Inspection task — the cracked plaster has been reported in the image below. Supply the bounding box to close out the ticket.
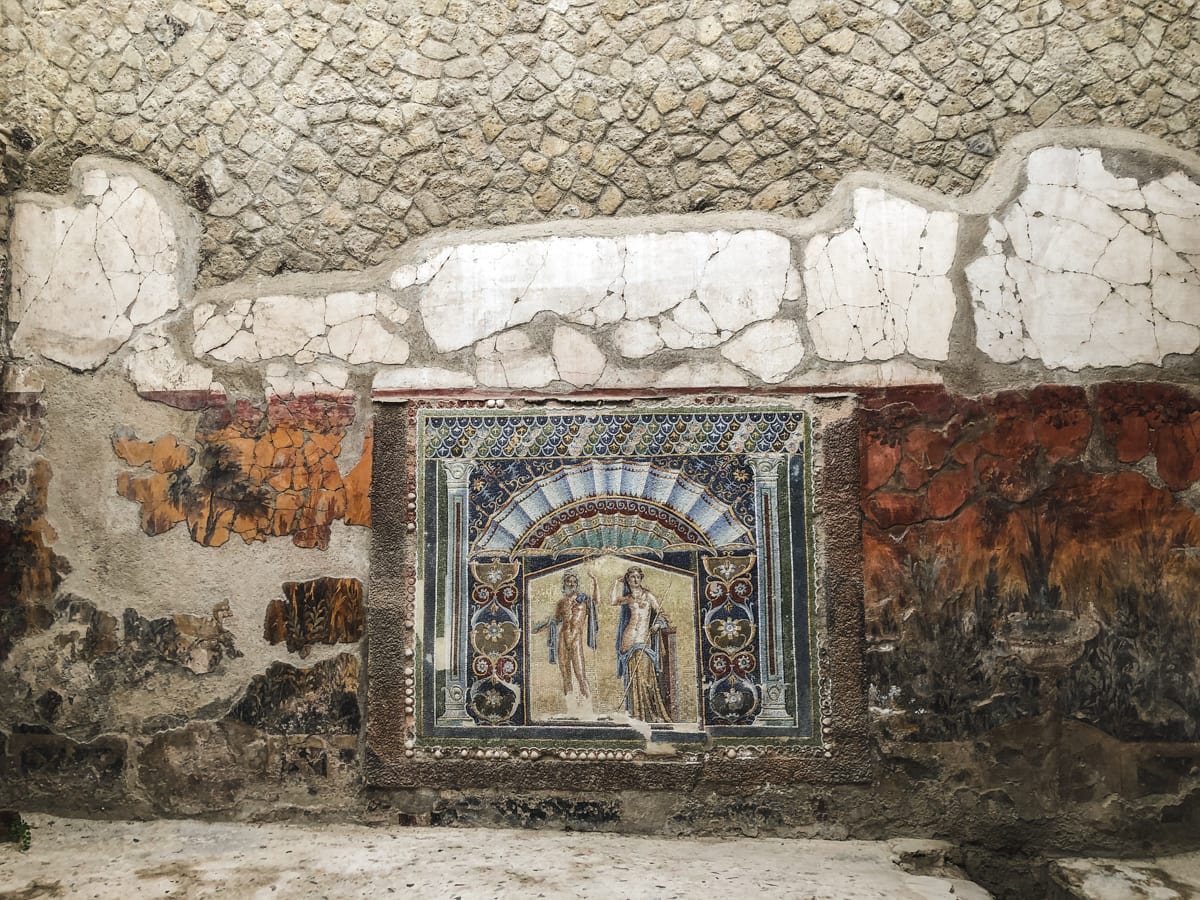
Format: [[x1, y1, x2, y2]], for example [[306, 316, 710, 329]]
[[475, 330, 560, 389], [264, 361, 350, 401], [125, 323, 221, 399], [9, 134, 1200, 401], [8, 161, 194, 371], [416, 230, 797, 354], [721, 319, 806, 384], [803, 188, 959, 363], [968, 147, 1200, 370], [550, 327, 607, 389], [194, 290, 410, 366]]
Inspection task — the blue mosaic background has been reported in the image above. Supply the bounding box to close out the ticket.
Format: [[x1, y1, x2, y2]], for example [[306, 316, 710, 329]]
[[420, 410, 806, 460]]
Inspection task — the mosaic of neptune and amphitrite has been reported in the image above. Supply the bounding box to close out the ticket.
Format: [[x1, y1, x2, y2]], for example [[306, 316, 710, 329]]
[[414, 406, 816, 748]]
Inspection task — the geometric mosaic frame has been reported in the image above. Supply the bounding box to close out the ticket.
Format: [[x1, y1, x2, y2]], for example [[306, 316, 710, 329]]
[[367, 393, 869, 789]]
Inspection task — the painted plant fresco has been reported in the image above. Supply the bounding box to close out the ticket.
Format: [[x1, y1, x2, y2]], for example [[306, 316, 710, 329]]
[[229, 653, 361, 735], [863, 384, 1200, 745], [264, 576, 366, 657], [112, 394, 372, 550], [414, 405, 815, 749]]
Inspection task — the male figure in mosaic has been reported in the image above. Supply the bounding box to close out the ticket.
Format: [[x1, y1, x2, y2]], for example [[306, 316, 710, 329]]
[[534, 572, 599, 698], [612, 566, 672, 722]]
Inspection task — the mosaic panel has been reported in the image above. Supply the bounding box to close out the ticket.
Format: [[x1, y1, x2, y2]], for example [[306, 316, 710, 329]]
[[411, 405, 817, 751]]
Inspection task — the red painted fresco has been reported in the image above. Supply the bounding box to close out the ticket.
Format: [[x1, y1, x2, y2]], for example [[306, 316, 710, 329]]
[[1097, 382, 1200, 491], [863, 383, 1200, 743]]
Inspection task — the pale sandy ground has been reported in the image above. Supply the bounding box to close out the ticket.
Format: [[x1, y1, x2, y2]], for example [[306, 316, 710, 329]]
[[1050, 851, 1200, 900], [0, 815, 993, 899]]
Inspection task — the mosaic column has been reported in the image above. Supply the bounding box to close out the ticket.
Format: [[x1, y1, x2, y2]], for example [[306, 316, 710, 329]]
[[437, 459, 474, 726], [749, 454, 791, 725]]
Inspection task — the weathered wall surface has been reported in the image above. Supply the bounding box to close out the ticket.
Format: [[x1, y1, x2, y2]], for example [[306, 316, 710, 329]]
[[1, 0, 1198, 286], [2, 129, 1199, 867], [2, 3, 1200, 886]]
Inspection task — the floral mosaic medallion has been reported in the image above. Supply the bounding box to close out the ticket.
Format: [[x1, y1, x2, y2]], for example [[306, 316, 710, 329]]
[[409, 403, 819, 752]]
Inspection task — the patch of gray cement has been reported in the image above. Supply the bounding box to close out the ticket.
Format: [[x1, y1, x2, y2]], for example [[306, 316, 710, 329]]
[[0, 815, 991, 899]]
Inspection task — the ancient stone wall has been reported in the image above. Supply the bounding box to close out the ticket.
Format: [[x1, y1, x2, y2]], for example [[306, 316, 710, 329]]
[[2, 1, 1200, 886], [2, 0, 1198, 286]]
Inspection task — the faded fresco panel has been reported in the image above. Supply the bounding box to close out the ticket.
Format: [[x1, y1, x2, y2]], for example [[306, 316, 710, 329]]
[[863, 384, 1200, 745], [112, 394, 371, 550]]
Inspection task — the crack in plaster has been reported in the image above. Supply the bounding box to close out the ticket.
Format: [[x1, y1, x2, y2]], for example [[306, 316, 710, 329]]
[[968, 147, 1200, 370], [802, 188, 958, 363], [8, 163, 186, 371], [10, 132, 1200, 396]]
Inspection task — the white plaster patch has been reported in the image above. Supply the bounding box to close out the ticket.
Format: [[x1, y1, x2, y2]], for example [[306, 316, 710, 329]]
[[417, 230, 793, 353], [551, 326, 607, 387], [660, 296, 724, 349], [192, 300, 249, 356], [613, 319, 665, 359], [803, 188, 958, 362], [195, 290, 409, 366], [420, 238, 615, 353], [698, 232, 791, 332], [654, 360, 750, 388], [387, 247, 452, 291], [968, 147, 1200, 369], [10, 163, 183, 370], [1143, 172, 1200, 218], [375, 293, 411, 326], [373, 367, 477, 393], [721, 320, 806, 383], [124, 324, 221, 397], [785, 359, 943, 387], [327, 317, 410, 366], [1074, 149, 1145, 209], [1026, 146, 1080, 187], [325, 291, 378, 327], [264, 361, 350, 399], [594, 359, 749, 389], [621, 231, 716, 319], [253, 295, 328, 360], [475, 330, 559, 388], [1157, 215, 1200, 255]]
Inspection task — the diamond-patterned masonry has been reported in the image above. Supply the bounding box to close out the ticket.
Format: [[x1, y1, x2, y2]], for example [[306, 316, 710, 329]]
[[3, 0, 1198, 286]]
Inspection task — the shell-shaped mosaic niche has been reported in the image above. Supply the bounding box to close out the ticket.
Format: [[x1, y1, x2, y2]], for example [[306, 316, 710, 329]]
[[476, 460, 754, 554]]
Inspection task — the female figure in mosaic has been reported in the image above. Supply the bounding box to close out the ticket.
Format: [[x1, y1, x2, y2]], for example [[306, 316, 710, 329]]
[[611, 566, 672, 722]]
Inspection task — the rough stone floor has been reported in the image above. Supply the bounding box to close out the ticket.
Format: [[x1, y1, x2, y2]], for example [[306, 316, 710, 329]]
[[1049, 853, 1200, 900], [0, 815, 993, 899]]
